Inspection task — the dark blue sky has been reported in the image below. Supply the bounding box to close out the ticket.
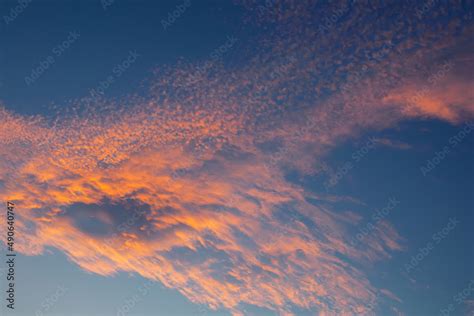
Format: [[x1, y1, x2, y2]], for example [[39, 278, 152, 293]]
[[1, 0, 248, 114], [0, 1, 473, 315]]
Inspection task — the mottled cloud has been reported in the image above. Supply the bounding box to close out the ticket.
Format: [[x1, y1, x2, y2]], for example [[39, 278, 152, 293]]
[[0, 0, 472, 315]]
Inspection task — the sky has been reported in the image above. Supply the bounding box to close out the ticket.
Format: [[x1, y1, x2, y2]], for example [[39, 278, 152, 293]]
[[0, 1, 473, 315]]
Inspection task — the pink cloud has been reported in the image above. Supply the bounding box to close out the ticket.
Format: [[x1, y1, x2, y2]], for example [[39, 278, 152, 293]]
[[0, 1, 472, 314]]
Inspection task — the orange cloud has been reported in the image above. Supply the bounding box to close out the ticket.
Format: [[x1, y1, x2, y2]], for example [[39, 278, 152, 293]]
[[1, 1, 472, 314], [0, 105, 403, 314], [383, 62, 474, 123]]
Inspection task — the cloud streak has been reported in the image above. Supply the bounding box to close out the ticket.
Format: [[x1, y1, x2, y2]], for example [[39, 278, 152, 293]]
[[0, 1, 472, 314]]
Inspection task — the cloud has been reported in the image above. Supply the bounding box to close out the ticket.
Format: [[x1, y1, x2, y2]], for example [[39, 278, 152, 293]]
[[372, 138, 412, 150], [382, 57, 474, 123], [0, 1, 472, 314]]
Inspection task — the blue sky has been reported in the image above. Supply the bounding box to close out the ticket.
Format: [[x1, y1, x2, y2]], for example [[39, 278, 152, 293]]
[[0, 1, 473, 315]]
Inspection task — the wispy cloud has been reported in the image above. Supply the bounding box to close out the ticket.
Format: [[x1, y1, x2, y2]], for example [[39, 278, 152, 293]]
[[0, 1, 472, 314]]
